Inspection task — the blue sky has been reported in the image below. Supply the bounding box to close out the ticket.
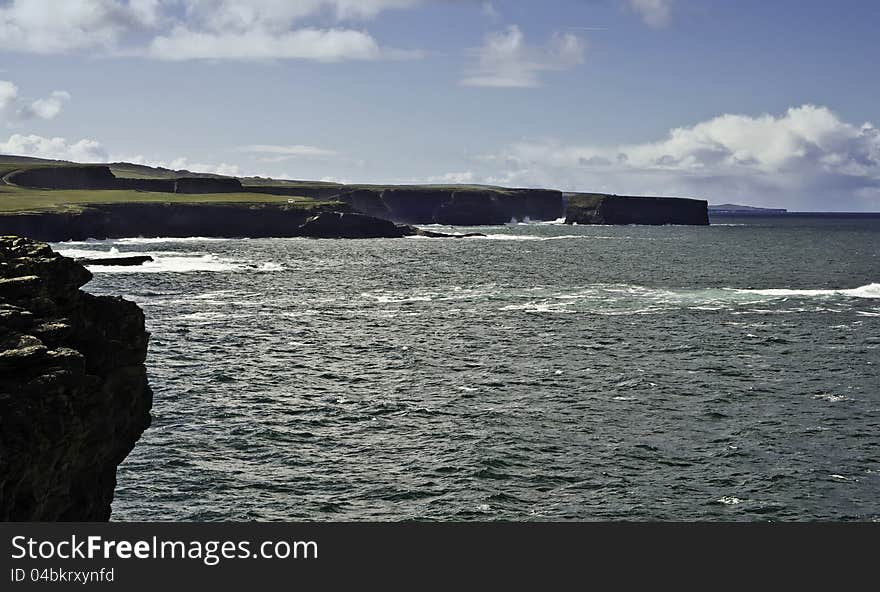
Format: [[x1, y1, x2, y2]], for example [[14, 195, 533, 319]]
[[1, 0, 879, 210]]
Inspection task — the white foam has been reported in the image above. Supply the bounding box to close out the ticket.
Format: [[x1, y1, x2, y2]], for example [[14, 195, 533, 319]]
[[81, 254, 284, 274], [814, 393, 851, 403], [716, 496, 743, 505], [83, 254, 238, 273], [113, 236, 239, 245], [54, 236, 237, 247], [56, 246, 183, 259], [733, 283, 880, 299], [477, 234, 591, 241]]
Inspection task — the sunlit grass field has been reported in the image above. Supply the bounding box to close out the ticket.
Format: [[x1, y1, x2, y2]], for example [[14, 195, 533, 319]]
[[0, 184, 329, 214]]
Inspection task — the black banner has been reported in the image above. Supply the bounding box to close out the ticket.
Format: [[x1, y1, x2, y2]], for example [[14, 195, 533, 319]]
[[0, 522, 875, 589]]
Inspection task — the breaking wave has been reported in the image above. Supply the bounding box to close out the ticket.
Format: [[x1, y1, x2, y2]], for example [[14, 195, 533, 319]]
[[55, 246, 282, 274]]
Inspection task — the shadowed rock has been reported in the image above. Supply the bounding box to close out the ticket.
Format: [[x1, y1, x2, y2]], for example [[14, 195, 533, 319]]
[[564, 193, 709, 225], [334, 187, 564, 225], [174, 177, 243, 194], [75, 255, 154, 267], [297, 212, 413, 238], [0, 236, 152, 521]]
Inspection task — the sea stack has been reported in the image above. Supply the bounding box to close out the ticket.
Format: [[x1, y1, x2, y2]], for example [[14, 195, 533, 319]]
[[0, 236, 152, 521]]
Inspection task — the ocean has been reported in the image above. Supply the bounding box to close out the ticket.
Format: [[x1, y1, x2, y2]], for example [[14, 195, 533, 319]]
[[54, 216, 880, 521]]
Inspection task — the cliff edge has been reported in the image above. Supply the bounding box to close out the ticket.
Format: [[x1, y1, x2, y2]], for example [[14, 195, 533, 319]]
[[564, 193, 709, 225], [0, 237, 152, 520]]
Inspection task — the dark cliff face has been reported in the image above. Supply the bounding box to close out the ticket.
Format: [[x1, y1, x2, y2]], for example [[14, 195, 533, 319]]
[[564, 193, 709, 225], [5, 166, 118, 190], [5, 166, 240, 195], [0, 203, 430, 242], [174, 177, 243, 194], [335, 187, 565, 225], [0, 237, 152, 520], [298, 212, 413, 238], [0, 202, 342, 242]]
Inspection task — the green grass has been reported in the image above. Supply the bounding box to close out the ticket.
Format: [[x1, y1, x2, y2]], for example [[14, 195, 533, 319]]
[[241, 180, 524, 195], [109, 162, 228, 180], [0, 184, 334, 214], [0, 160, 65, 178]]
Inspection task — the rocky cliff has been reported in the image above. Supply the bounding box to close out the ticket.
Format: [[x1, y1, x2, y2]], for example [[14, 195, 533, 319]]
[[5, 166, 242, 194], [334, 187, 564, 225], [0, 202, 347, 242], [174, 177, 243, 194], [0, 237, 152, 520], [5, 166, 118, 190], [564, 193, 709, 225]]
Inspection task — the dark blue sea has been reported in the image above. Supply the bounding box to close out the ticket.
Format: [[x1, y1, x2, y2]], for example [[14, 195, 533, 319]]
[[55, 216, 880, 521]]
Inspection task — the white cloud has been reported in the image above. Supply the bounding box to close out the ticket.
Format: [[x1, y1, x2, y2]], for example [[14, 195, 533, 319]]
[[178, 0, 420, 30], [239, 144, 339, 162], [461, 25, 584, 88], [0, 0, 422, 60], [626, 0, 673, 28], [0, 80, 18, 110], [148, 27, 395, 61], [0, 133, 242, 177], [426, 171, 476, 184], [0, 0, 162, 54], [481, 2, 499, 20], [121, 154, 242, 176], [17, 90, 71, 120], [472, 105, 880, 210], [0, 133, 108, 161], [0, 81, 71, 124]]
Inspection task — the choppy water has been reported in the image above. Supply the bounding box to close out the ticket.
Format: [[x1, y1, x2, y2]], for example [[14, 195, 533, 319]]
[[55, 217, 880, 521]]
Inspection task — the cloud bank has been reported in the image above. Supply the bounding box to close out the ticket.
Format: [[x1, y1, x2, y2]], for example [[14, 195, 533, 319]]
[[0, 133, 107, 162], [0, 0, 421, 61], [470, 105, 880, 210]]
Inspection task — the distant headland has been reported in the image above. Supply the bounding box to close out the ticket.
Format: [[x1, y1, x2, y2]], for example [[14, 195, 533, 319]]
[[0, 155, 709, 242], [709, 203, 788, 215]]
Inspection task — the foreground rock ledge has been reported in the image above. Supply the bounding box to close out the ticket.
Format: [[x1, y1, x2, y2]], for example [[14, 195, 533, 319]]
[[0, 236, 152, 521]]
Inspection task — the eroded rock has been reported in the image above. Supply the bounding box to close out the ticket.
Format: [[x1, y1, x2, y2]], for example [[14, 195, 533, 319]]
[[0, 236, 152, 521]]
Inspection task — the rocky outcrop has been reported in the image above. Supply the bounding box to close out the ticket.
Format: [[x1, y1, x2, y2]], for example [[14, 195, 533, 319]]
[[297, 212, 413, 238], [74, 255, 154, 266], [0, 237, 152, 520], [564, 193, 709, 226], [412, 229, 486, 238]]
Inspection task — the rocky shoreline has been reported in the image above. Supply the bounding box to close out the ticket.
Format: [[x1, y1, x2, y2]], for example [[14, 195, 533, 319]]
[[0, 237, 152, 520], [0, 206, 488, 243]]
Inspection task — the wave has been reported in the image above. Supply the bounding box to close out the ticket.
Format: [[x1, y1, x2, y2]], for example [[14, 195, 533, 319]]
[[504, 217, 567, 225], [733, 284, 880, 299], [73, 254, 283, 274], [360, 282, 879, 318], [477, 234, 595, 241], [55, 246, 185, 259]]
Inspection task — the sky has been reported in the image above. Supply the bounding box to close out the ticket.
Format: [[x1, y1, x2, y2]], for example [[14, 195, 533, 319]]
[[1, 0, 880, 211]]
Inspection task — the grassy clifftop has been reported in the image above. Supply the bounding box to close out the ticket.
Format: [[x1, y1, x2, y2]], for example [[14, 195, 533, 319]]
[[0, 156, 338, 214], [0, 184, 330, 214]]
